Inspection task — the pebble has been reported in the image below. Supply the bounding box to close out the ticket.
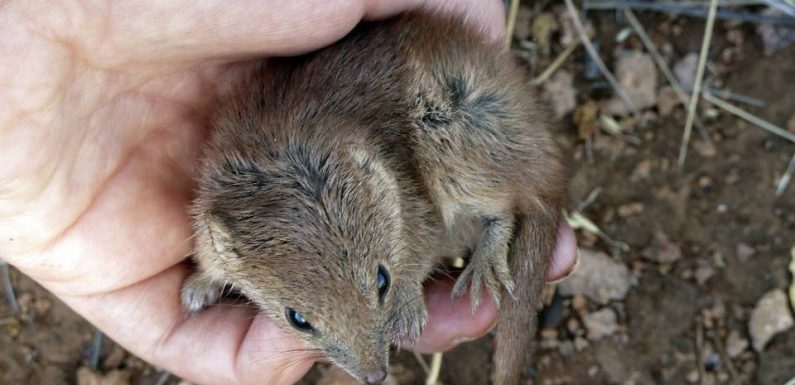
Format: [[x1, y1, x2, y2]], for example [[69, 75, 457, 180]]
[[558, 249, 636, 305], [748, 289, 794, 352], [602, 50, 658, 116], [583, 308, 619, 341], [725, 330, 749, 358], [641, 231, 683, 264], [736, 243, 755, 262], [674, 53, 698, 91]]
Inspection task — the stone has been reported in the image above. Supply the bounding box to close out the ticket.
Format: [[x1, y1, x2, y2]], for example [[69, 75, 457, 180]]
[[558, 249, 636, 304], [749, 289, 794, 352], [583, 308, 619, 340]]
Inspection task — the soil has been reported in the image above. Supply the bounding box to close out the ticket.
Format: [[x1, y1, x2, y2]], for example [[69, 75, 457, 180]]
[[1, 8, 794, 385]]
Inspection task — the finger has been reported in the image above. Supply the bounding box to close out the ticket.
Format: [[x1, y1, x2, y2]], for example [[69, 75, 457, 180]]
[[410, 278, 498, 353], [545, 221, 579, 282], [59, 264, 312, 385], [86, 0, 505, 65]]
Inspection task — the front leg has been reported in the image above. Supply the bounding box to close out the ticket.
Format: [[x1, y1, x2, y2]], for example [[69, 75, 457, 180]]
[[386, 279, 428, 344], [181, 270, 225, 313], [452, 216, 515, 311]]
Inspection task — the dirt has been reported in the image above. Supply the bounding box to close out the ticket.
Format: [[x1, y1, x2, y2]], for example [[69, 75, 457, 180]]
[[2, 7, 794, 385]]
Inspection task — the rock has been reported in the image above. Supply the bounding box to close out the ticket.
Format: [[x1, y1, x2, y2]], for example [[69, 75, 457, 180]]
[[757, 8, 795, 55], [749, 289, 794, 352], [617, 203, 644, 217], [583, 308, 619, 340], [674, 53, 698, 91], [695, 266, 715, 285], [641, 231, 683, 264], [726, 330, 749, 358], [543, 70, 576, 118], [657, 86, 680, 117], [76, 368, 131, 385], [602, 51, 658, 116], [736, 243, 755, 262], [317, 367, 399, 385], [558, 249, 635, 304]]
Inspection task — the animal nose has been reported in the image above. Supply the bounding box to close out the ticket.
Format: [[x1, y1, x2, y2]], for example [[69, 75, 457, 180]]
[[363, 368, 387, 385]]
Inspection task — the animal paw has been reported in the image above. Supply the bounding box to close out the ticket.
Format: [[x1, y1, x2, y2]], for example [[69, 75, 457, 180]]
[[386, 285, 428, 344], [180, 273, 223, 313], [451, 250, 515, 312]]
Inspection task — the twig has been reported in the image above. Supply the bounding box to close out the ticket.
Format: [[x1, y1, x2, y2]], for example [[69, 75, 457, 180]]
[[413, 351, 431, 374], [564, 0, 641, 119], [576, 187, 603, 212], [695, 318, 707, 385], [623, 9, 712, 145], [711, 333, 741, 385], [90, 330, 103, 370], [785, 376, 795, 385], [705, 87, 765, 108], [506, 0, 521, 49], [584, 0, 795, 27], [0, 260, 20, 315], [425, 352, 443, 385], [154, 372, 171, 385], [776, 154, 795, 197], [530, 40, 581, 86], [703, 92, 795, 143], [678, 0, 718, 167]]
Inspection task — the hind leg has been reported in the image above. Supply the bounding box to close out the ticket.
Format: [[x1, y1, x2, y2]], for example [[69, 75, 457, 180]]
[[451, 215, 515, 311]]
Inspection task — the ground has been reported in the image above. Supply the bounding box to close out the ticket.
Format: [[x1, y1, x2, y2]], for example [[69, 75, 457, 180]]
[[1, 6, 794, 385]]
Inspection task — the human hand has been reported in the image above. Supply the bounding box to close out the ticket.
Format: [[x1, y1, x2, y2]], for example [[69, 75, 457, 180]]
[[0, 0, 578, 384]]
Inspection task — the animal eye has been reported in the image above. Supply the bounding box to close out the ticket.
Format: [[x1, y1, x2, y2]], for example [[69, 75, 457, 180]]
[[285, 308, 313, 332], [377, 264, 390, 301]]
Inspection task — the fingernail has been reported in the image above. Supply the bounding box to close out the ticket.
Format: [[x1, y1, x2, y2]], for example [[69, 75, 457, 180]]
[[547, 248, 581, 285]]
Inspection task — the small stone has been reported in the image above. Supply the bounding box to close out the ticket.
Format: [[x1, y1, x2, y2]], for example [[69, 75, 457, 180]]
[[34, 298, 52, 316], [603, 50, 658, 116], [695, 266, 715, 285], [102, 345, 127, 369], [76, 368, 131, 385], [749, 289, 794, 352], [558, 249, 636, 305], [583, 308, 619, 340], [657, 86, 680, 117], [630, 159, 652, 182], [566, 318, 581, 334], [736, 243, 755, 262], [641, 231, 683, 264], [675, 53, 698, 91], [726, 330, 749, 358], [686, 369, 700, 383], [617, 203, 644, 217], [543, 71, 576, 118], [693, 140, 717, 158], [574, 336, 589, 351], [559, 340, 575, 356], [571, 295, 588, 313]]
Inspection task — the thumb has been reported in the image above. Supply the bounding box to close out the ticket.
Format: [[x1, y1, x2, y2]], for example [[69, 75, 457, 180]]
[[86, 0, 505, 65]]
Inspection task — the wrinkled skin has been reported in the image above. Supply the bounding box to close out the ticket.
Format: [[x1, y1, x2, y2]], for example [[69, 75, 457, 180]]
[[0, 1, 578, 384]]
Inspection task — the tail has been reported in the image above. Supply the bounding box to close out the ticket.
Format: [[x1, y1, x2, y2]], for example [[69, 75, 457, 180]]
[[493, 209, 560, 385]]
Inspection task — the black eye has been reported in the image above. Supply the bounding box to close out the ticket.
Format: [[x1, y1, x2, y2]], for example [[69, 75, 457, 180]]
[[377, 264, 390, 301], [285, 308, 313, 332]]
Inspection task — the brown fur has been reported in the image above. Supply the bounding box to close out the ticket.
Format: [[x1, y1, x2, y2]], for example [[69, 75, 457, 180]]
[[182, 10, 566, 385]]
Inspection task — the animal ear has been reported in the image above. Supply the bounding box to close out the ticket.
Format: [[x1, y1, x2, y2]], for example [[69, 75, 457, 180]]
[[203, 215, 236, 255]]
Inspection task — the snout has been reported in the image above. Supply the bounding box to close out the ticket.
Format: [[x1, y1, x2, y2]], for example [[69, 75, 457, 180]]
[[360, 366, 387, 385]]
